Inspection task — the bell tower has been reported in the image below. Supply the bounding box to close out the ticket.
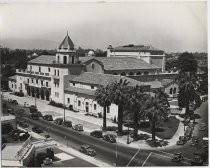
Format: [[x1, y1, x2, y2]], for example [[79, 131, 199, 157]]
[[56, 32, 79, 64]]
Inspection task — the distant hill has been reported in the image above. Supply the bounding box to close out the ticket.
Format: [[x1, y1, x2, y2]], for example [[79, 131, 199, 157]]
[[1, 38, 59, 50]]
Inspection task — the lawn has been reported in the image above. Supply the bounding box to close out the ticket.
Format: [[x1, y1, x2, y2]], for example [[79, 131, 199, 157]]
[[140, 116, 180, 139]]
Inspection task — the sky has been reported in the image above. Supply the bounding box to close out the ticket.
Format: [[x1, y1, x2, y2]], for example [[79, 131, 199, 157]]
[[0, 1, 207, 52]]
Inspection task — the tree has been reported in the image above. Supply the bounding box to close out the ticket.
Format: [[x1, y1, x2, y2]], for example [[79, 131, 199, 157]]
[[144, 91, 169, 145], [109, 79, 129, 136], [125, 85, 149, 140], [178, 52, 198, 73], [178, 72, 201, 116], [95, 84, 112, 131]]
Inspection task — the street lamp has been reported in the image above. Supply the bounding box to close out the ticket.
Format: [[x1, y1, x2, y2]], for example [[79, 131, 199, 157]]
[[115, 139, 118, 167]]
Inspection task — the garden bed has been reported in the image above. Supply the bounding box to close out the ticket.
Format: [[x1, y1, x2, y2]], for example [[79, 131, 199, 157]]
[[140, 116, 180, 139]]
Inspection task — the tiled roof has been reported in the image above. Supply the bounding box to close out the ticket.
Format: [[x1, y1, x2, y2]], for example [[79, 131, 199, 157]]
[[144, 81, 163, 89], [70, 72, 149, 87], [161, 79, 174, 86], [84, 57, 160, 70], [8, 75, 17, 81], [79, 57, 93, 63], [28, 55, 55, 65], [112, 45, 164, 52], [59, 34, 74, 50], [65, 86, 95, 96]]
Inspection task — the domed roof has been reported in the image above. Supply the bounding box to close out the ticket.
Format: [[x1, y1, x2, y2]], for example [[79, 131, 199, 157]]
[[59, 33, 74, 50], [88, 50, 95, 56]]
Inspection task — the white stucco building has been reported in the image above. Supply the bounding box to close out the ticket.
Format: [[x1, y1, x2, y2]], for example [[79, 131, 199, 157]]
[[8, 33, 177, 120]]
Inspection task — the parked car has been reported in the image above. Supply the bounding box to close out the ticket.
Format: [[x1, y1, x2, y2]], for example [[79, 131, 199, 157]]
[[79, 144, 96, 157], [32, 126, 43, 134], [37, 111, 43, 117], [62, 121, 72, 127], [171, 152, 183, 162], [43, 115, 53, 121], [191, 136, 199, 146], [54, 118, 63, 125], [201, 137, 208, 148], [103, 134, 116, 143], [18, 121, 29, 128], [191, 152, 204, 166], [29, 113, 39, 120], [90, 130, 103, 138], [43, 157, 53, 165], [72, 124, 84, 131], [199, 123, 206, 131], [176, 136, 187, 145]]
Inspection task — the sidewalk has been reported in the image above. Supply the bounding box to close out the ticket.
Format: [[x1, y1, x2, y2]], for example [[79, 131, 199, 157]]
[[3, 92, 185, 150]]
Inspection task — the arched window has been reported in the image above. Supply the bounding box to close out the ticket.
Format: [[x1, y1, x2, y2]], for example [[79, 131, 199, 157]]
[[57, 56, 60, 63], [173, 88, 176, 94], [63, 56, 67, 64], [58, 70, 59, 76], [121, 72, 126, 76], [170, 88, 173, 94], [144, 71, 149, 75], [91, 63, 95, 69], [136, 71, 141, 75], [129, 72, 134, 76], [113, 72, 118, 75]]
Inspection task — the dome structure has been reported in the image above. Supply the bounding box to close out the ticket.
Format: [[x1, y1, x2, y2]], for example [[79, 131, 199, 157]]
[[87, 50, 95, 57]]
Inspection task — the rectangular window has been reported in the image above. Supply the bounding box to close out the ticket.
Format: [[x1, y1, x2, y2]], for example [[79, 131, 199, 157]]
[[48, 68, 50, 72], [31, 79, 33, 83], [39, 67, 41, 72], [20, 83, 22, 89], [58, 70, 59, 76], [36, 79, 38, 84], [78, 100, 81, 107], [91, 85, 94, 89], [94, 104, 97, 110], [46, 82, 48, 87], [72, 83, 75, 86], [12, 84, 13, 88], [27, 79, 29, 83], [54, 69, 56, 76], [67, 98, 70, 103], [41, 81, 43, 86], [30, 66, 32, 70]]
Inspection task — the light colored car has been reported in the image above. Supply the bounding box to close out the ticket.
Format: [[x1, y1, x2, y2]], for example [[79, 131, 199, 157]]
[[72, 124, 84, 131]]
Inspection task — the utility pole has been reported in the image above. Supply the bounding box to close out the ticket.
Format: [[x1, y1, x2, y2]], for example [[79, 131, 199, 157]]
[[116, 140, 118, 167]]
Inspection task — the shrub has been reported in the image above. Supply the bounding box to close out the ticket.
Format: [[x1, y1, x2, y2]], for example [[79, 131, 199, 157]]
[[49, 100, 63, 108], [139, 122, 150, 128], [98, 112, 102, 118], [106, 126, 118, 131], [69, 105, 73, 110]]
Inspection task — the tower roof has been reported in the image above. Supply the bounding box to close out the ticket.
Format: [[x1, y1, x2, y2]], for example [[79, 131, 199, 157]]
[[58, 33, 74, 50]]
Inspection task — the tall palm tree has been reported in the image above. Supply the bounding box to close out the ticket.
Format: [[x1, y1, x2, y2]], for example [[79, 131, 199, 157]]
[[125, 85, 149, 140], [178, 72, 201, 116], [110, 79, 129, 136], [144, 91, 169, 145], [95, 84, 112, 131]]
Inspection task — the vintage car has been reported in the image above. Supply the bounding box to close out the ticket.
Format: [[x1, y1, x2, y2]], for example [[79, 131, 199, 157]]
[[191, 153, 204, 166], [72, 124, 84, 131], [79, 144, 96, 156], [90, 130, 103, 138], [54, 118, 63, 125], [43, 115, 53, 121], [176, 136, 187, 145], [103, 134, 116, 143], [62, 121, 72, 127]]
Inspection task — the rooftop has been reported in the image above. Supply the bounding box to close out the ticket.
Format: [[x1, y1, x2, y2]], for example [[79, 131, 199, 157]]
[[65, 86, 95, 96], [8, 75, 17, 81], [84, 57, 160, 70], [111, 44, 164, 53], [28, 55, 55, 65], [58, 33, 74, 50], [2, 143, 23, 160], [70, 72, 149, 87]]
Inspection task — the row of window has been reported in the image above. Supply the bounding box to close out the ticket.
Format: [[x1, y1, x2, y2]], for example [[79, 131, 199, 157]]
[[28, 78, 48, 87], [71, 83, 95, 90], [169, 87, 177, 94], [54, 69, 60, 76], [30, 66, 51, 73], [113, 71, 149, 76]]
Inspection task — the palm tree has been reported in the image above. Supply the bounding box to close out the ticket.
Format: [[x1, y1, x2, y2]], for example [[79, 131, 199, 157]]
[[95, 84, 112, 131], [178, 72, 201, 117], [110, 79, 129, 136], [125, 85, 149, 140], [144, 91, 169, 145]]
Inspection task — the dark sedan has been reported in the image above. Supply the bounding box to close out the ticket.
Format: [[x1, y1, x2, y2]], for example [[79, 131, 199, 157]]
[[32, 126, 43, 134], [43, 115, 53, 121], [103, 134, 116, 143]]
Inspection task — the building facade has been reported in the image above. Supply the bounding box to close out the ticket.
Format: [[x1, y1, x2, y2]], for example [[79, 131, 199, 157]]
[[8, 33, 174, 120]]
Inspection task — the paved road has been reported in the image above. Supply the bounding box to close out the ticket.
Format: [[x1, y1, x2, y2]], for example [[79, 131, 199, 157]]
[[25, 117, 191, 167]]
